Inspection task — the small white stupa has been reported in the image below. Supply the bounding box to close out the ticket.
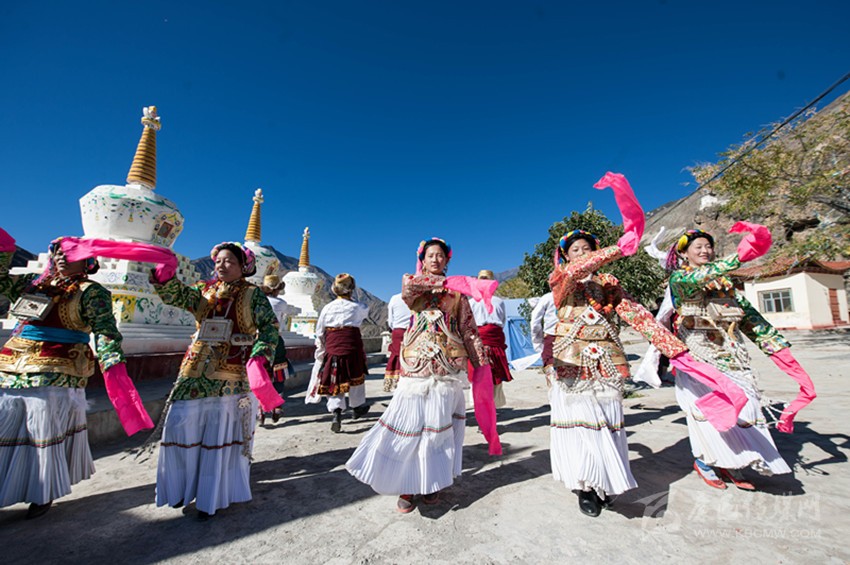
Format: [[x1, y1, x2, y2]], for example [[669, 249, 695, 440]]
[[75, 106, 199, 353], [283, 227, 320, 338]]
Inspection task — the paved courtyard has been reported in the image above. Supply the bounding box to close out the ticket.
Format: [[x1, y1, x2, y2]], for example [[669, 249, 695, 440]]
[[1, 331, 847, 564]]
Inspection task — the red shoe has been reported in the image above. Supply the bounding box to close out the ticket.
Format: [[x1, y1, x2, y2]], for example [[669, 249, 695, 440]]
[[718, 468, 756, 491], [396, 495, 415, 514], [693, 461, 727, 490], [422, 492, 440, 505]]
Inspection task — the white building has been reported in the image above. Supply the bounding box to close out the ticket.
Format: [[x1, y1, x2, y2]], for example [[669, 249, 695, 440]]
[[733, 258, 850, 330]]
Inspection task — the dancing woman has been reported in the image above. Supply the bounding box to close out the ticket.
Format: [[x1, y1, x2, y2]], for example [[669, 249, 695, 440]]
[[667, 226, 816, 490], [346, 238, 497, 513], [149, 241, 282, 519], [0, 229, 151, 519]]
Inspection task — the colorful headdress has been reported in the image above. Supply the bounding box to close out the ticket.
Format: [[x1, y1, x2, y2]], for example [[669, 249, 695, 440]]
[[555, 230, 600, 264], [210, 241, 257, 277], [416, 237, 452, 274], [676, 229, 714, 252]]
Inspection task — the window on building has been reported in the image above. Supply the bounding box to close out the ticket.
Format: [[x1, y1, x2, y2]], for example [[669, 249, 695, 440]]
[[759, 289, 794, 313]]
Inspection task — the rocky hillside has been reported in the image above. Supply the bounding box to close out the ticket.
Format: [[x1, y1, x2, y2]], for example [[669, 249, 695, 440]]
[[643, 90, 850, 258], [192, 246, 388, 337]]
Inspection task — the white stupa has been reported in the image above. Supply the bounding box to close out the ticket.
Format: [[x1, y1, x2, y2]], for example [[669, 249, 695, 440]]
[[75, 106, 199, 353], [239, 189, 311, 345], [283, 228, 320, 338]]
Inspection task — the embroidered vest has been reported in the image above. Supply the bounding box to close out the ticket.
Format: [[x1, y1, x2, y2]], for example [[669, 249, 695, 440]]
[[677, 287, 744, 331], [551, 282, 627, 370], [401, 291, 468, 376], [0, 282, 96, 378], [178, 283, 258, 381]]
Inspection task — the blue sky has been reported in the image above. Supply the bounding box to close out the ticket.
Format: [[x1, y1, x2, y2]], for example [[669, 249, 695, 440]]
[[1, 1, 848, 300]]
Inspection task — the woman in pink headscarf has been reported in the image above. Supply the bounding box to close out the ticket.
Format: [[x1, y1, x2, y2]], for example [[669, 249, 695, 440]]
[[0, 230, 150, 519]]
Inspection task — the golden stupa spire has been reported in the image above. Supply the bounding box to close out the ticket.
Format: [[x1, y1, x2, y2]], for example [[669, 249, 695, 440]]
[[299, 227, 311, 268], [126, 106, 161, 189], [244, 188, 264, 243]]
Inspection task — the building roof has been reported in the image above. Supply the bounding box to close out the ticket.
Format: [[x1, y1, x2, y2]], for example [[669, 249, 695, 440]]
[[732, 257, 850, 280]]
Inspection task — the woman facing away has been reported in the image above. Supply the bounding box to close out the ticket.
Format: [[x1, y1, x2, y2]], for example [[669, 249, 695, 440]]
[[666, 227, 816, 491], [148, 241, 282, 520], [305, 273, 371, 432], [346, 237, 497, 514], [0, 229, 152, 519], [467, 269, 513, 409]]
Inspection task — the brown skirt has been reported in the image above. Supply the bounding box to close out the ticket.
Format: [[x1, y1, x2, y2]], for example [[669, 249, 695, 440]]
[[317, 326, 368, 396]]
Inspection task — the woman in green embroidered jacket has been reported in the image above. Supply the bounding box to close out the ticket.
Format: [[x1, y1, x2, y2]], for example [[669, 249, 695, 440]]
[[667, 229, 792, 491], [0, 235, 125, 519], [150, 241, 280, 520]]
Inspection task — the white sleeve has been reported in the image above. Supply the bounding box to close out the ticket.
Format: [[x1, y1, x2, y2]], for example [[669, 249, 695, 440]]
[[356, 301, 370, 325], [387, 299, 396, 329], [530, 298, 545, 352], [496, 299, 506, 326]]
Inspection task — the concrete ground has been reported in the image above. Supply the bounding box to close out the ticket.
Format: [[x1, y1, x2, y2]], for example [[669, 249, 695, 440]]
[[0, 330, 848, 564]]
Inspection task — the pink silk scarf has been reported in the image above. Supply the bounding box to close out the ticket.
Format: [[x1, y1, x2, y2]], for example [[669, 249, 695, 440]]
[[729, 221, 772, 262], [771, 348, 816, 433]]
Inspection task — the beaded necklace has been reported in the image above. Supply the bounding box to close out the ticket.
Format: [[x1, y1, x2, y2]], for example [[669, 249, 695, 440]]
[[206, 279, 248, 315], [575, 280, 616, 316]]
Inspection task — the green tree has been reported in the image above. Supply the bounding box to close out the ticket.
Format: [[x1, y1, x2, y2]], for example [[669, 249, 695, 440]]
[[495, 276, 531, 299], [518, 205, 666, 308], [690, 94, 850, 259]]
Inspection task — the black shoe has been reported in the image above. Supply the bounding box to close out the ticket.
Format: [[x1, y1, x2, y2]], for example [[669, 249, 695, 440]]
[[172, 499, 184, 509], [331, 408, 342, 433], [272, 409, 281, 423], [352, 404, 371, 420], [577, 491, 601, 517], [197, 511, 211, 522], [597, 492, 613, 510], [26, 501, 53, 520]]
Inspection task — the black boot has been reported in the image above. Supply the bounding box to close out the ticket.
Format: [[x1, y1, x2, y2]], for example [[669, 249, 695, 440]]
[[577, 491, 601, 517], [352, 404, 371, 420], [331, 408, 342, 433], [26, 501, 53, 520], [597, 492, 613, 510]]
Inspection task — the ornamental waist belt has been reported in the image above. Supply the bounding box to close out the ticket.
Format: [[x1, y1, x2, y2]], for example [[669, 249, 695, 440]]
[[19, 324, 90, 344]]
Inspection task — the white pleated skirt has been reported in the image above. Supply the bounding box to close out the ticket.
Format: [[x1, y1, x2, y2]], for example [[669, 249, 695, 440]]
[[156, 394, 258, 515], [548, 383, 637, 497], [675, 371, 791, 475], [346, 374, 466, 496], [0, 386, 94, 506]]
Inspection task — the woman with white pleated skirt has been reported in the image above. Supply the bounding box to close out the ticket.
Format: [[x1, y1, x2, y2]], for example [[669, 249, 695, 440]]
[[546, 224, 690, 518], [0, 233, 140, 520], [667, 229, 793, 490], [346, 238, 491, 513], [150, 242, 281, 520]]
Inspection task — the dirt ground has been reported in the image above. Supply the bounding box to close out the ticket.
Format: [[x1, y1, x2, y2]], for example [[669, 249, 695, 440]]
[[1, 332, 848, 564]]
